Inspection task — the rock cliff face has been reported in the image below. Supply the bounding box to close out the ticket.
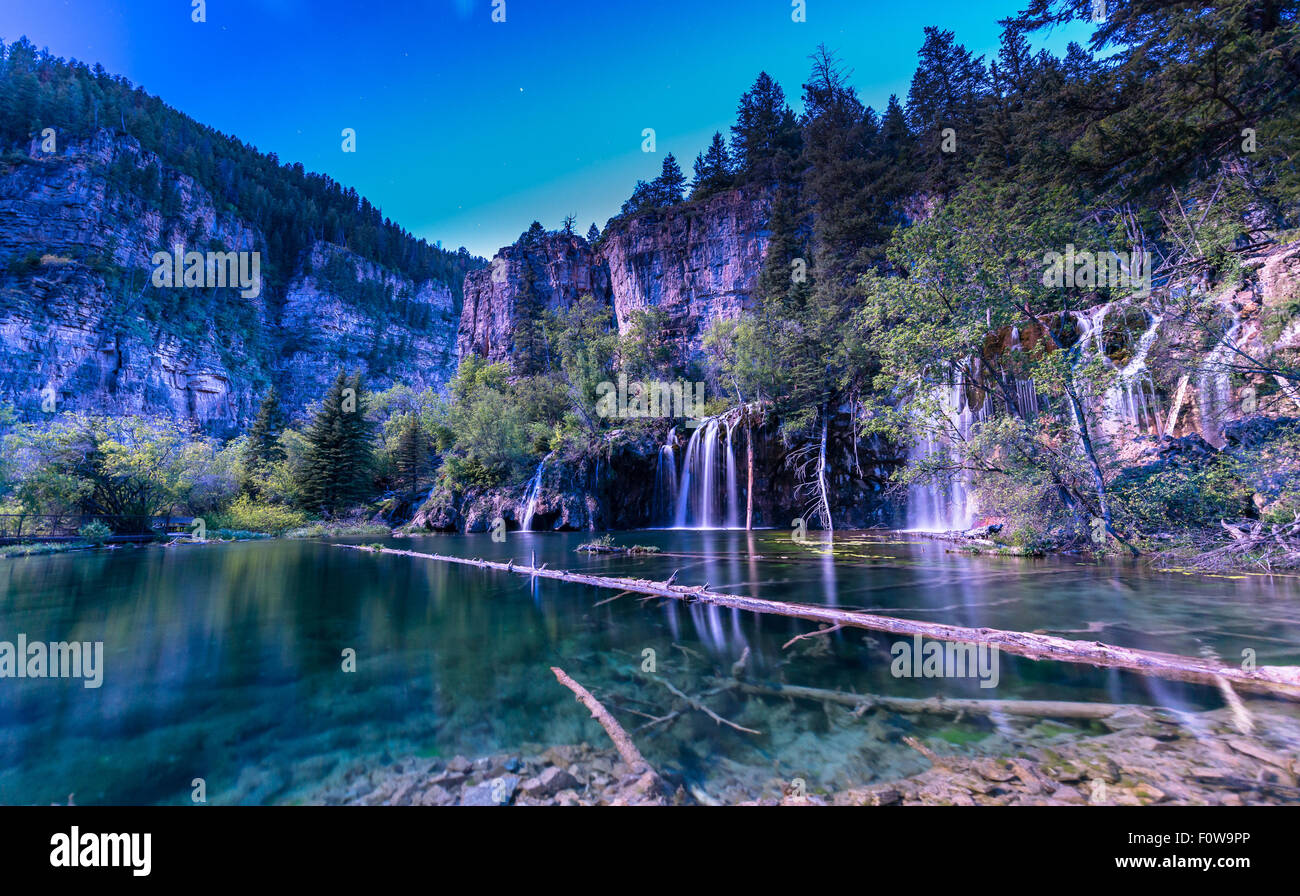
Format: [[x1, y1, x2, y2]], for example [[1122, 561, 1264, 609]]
[[409, 433, 659, 533], [457, 187, 772, 367], [599, 187, 771, 357], [278, 242, 459, 415], [458, 233, 611, 364], [0, 131, 463, 434]]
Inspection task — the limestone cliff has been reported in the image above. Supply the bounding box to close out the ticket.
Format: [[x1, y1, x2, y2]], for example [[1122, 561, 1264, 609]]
[[599, 187, 771, 357], [0, 131, 467, 435], [279, 242, 459, 415], [458, 232, 610, 364], [457, 187, 771, 367]]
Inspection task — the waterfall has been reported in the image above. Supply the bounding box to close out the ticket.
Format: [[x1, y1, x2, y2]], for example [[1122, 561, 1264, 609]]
[[906, 372, 987, 532], [518, 452, 553, 531], [725, 419, 740, 529], [1196, 311, 1241, 448], [1072, 303, 1165, 439], [1100, 312, 1164, 437], [1013, 377, 1040, 417], [652, 428, 678, 525], [815, 414, 832, 532], [672, 416, 742, 528]]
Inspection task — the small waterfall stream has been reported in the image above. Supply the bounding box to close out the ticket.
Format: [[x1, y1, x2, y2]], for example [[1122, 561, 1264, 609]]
[[905, 372, 989, 532], [725, 420, 741, 529], [1196, 311, 1241, 448], [518, 452, 553, 530], [1067, 302, 1167, 441], [652, 428, 678, 525], [1101, 311, 1165, 437]]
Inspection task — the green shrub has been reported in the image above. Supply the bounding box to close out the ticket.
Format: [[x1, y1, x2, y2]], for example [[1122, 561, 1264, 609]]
[[441, 455, 506, 490], [211, 496, 308, 536], [212, 529, 271, 540], [283, 522, 390, 539], [77, 520, 112, 545], [1261, 492, 1300, 525], [1111, 458, 1252, 535]]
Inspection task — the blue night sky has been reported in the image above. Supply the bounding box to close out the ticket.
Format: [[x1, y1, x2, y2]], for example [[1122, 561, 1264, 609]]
[[1, 0, 1090, 258]]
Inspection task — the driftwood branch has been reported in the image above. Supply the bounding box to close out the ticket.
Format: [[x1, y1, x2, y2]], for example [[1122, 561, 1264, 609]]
[[341, 545, 1300, 700], [550, 666, 655, 776], [736, 681, 1170, 721], [646, 674, 761, 735], [1186, 516, 1300, 571], [782, 623, 844, 649]]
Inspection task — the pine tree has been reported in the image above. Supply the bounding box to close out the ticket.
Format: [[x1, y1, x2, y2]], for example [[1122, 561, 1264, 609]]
[[880, 94, 911, 159], [620, 180, 654, 216], [905, 27, 988, 196], [393, 413, 430, 496], [512, 264, 548, 375], [240, 386, 286, 498], [299, 371, 375, 515], [586, 223, 600, 244], [521, 220, 547, 245], [691, 132, 734, 200], [801, 46, 892, 297], [730, 72, 801, 182], [734, 188, 825, 424], [651, 153, 687, 206]]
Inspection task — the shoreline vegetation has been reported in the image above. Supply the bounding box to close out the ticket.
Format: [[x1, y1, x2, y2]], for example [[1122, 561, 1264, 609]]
[[3, 517, 1293, 575], [0, 520, 392, 558]]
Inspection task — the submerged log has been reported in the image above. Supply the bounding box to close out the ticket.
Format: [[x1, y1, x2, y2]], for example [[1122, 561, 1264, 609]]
[[338, 545, 1300, 700], [551, 667, 655, 776], [736, 682, 1164, 721]]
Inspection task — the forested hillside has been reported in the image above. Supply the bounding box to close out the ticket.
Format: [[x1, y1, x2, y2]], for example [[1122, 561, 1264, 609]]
[[0, 37, 477, 294]]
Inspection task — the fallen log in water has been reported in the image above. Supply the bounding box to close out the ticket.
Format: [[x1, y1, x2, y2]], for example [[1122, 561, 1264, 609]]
[[736, 682, 1166, 721], [550, 666, 655, 776], [337, 544, 1300, 700]]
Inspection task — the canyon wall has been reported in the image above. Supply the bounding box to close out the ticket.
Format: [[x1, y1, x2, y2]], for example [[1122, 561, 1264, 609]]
[[599, 188, 772, 355], [0, 131, 463, 435]]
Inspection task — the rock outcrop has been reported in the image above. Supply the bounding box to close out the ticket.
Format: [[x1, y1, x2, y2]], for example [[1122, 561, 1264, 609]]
[[457, 232, 610, 364], [278, 242, 459, 415], [457, 187, 772, 368], [409, 429, 660, 533], [599, 187, 771, 359]]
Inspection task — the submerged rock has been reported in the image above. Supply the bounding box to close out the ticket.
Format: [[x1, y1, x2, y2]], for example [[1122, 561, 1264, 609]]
[[519, 767, 579, 798]]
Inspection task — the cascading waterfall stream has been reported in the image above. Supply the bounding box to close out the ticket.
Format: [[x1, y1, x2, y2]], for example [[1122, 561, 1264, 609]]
[[653, 428, 678, 526], [518, 451, 554, 531], [1100, 312, 1165, 438], [905, 371, 988, 532], [672, 416, 743, 529], [1005, 327, 1041, 418], [1196, 311, 1241, 448], [725, 419, 740, 529]]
